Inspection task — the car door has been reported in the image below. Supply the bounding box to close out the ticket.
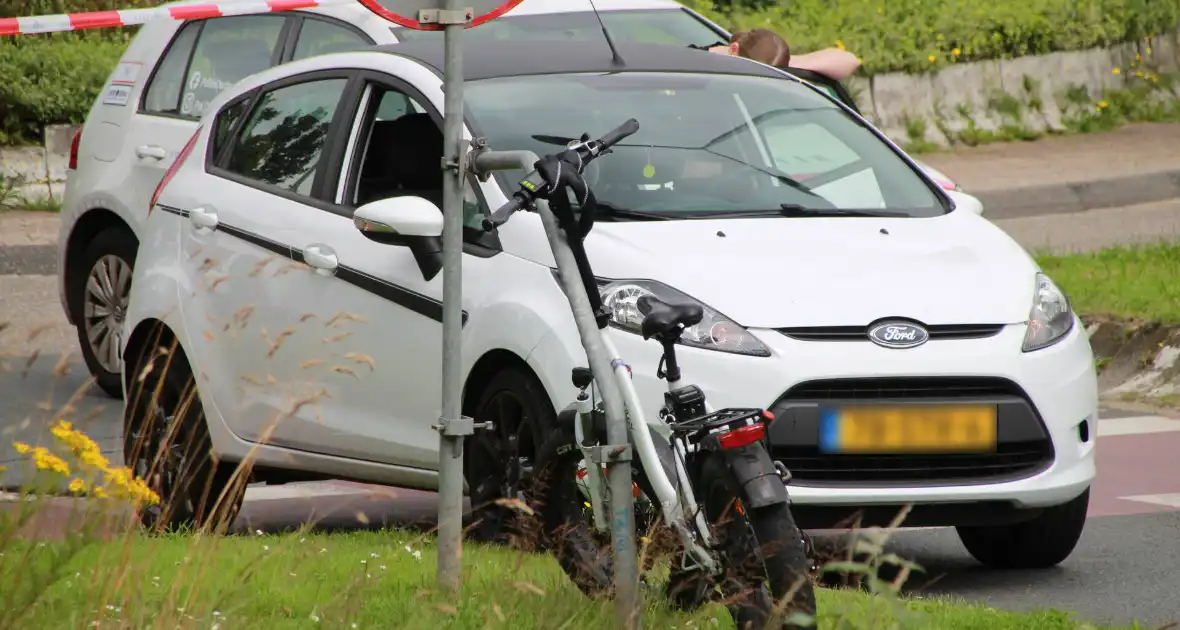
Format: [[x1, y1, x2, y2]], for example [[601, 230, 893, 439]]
[[263, 71, 499, 470], [131, 15, 289, 219], [177, 70, 360, 450]]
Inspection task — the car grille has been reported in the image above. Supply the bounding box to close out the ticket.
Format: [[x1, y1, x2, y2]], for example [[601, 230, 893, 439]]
[[777, 324, 1005, 342], [766, 377, 1055, 487]]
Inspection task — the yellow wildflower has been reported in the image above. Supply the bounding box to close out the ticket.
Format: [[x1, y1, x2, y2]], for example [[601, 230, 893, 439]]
[[13, 442, 31, 455], [51, 420, 104, 462], [835, 39, 846, 51], [1112, 68, 1121, 75], [32, 447, 70, 476], [952, 48, 961, 56], [93, 486, 108, 499], [80, 449, 109, 469], [68, 478, 87, 494], [1097, 101, 1109, 109], [1147, 47, 1153, 55], [928, 55, 937, 63]]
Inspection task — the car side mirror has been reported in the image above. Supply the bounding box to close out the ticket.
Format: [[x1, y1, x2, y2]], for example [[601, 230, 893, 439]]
[[946, 190, 984, 216], [353, 196, 444, 282], [354, 196, 444, 240]]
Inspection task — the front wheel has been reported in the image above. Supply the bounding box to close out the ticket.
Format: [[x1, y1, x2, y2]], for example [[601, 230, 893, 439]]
[[669, 451, 817, 629], [956, 487, 1090, 569]]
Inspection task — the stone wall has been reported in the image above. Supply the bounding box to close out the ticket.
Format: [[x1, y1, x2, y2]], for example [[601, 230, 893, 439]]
[[0, 124, 77, 203], [847, 26, 1180, 147]]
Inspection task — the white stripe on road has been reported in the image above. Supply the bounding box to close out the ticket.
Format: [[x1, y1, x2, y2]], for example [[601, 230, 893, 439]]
[[1118, 494, 1180, 508], [1097, 416, 1180, 437]]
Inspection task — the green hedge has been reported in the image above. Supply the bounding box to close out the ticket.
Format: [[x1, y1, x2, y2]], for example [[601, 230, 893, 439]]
[[0, 35, 128, 145], [686, 0, 1180, 75], [0, 0, 1178, 145]]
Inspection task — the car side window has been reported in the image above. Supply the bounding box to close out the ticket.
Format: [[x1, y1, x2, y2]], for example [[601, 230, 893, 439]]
[[211, 97, 251, 161], [178, 15, 287, 120], [348, 85, 483, 231], [142, 22, 202, 115], [223, 78, 348, 197], [292, 18, 372, 61]]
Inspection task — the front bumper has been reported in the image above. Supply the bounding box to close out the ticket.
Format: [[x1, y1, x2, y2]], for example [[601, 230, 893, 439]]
[[609, 315, 1097, 523]]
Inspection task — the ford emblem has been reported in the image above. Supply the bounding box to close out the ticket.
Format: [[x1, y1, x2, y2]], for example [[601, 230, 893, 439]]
[[868, 321, 929, 349]]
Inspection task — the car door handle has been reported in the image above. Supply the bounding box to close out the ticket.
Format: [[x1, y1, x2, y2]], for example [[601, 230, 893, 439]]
[[135, 145, 167, 161], [302, 243, 338, 277], [189, 205, 218, 232]]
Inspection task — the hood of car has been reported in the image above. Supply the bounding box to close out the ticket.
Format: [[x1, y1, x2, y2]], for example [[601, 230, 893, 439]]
[[538, 212, 1038, 330]]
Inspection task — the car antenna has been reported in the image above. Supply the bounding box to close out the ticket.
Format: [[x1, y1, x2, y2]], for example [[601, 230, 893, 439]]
[[586, 0, 625, 67]]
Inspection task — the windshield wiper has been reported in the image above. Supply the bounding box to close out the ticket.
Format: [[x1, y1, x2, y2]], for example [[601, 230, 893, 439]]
[[779, 204, 908, 217], [692, 204, 909, 219], [592, 201, 672, 222]]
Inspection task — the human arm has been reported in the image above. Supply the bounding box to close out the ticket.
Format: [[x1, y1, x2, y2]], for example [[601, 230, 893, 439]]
[[788, 48, 861, 80]]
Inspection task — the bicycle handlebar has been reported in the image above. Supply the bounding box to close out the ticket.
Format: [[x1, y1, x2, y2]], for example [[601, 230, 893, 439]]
[[482, 118, 639, 232]]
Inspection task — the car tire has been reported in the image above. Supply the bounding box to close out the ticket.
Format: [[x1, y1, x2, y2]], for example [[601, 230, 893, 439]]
[[124, 342, 247, 534], [71, 226, 137, 399], [955, 487, 1090, 569], [464, 366, 553, 545]]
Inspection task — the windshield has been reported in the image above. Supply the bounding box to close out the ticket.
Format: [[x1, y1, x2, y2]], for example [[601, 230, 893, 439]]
[[390, 9, 726, 49], [464, 72, 949, 218]]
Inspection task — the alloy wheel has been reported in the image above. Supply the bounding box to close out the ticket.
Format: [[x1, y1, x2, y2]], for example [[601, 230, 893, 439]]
[[83, 254, 133, 374]]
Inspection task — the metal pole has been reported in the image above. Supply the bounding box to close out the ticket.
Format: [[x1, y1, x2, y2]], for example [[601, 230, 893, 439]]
[[471, 150, 641, 628], [435, 0, 470, 592]]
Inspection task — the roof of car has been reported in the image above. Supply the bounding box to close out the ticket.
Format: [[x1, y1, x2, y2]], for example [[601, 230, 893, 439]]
[[374, 39, 789, 82]]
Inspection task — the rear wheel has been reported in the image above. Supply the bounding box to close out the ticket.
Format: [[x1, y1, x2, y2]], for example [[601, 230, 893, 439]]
[[71, 226, 137, 399], [956, 488, 1090, 569], [123, 343, 247, 534], [668, 452, 817, 629]]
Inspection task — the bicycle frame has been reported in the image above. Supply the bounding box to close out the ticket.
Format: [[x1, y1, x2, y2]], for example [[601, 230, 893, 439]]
[[471, 148, 720, 575], [576, 333, 717, 565]]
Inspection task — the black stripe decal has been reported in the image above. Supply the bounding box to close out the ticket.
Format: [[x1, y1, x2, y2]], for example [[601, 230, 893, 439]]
[[218, 223, 292, 258], [161, 205, 465, 326], [157, 204, 189, 217]]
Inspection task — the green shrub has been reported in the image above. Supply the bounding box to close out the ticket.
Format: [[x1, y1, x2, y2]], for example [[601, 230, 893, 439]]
[[685, 0, 1180, 75], [0, 34, 128, 145], [0, 0, 155, 18]]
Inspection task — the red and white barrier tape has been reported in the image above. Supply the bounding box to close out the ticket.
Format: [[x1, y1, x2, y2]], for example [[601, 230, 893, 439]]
[[0, 0, 352, 36]]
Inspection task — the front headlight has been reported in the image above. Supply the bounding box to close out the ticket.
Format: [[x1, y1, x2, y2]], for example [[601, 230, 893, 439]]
[[598, 278, 771, 357], [1022, 272, 1074, 352]]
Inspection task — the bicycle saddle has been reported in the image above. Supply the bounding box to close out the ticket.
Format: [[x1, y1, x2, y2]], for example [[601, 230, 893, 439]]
[[637, 295, 704, 340]]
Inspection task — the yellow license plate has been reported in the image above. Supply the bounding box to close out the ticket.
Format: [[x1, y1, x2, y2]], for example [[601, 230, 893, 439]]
[[819, 405, 997, 453]]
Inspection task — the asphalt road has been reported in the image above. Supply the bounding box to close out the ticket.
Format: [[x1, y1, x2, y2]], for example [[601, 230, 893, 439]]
[[3, 200, 1180, 627]]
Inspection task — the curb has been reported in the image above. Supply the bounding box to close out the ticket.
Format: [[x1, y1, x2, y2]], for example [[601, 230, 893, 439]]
[[975, 169, 1180, 220]]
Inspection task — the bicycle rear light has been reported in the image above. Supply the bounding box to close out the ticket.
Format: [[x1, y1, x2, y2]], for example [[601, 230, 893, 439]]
[[718, 423, 766, 450]]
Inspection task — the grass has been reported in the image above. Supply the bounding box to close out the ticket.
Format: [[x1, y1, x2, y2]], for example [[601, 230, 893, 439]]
[[1036, 242, 1180, 324], [0, 526, 1125, 630]]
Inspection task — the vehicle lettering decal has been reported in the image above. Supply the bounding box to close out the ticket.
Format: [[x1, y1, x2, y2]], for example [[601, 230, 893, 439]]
[[155, 204, 466, 326]]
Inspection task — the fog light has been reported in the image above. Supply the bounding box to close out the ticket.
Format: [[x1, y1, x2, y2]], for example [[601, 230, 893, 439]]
[[1077, 418, 1091, 443]]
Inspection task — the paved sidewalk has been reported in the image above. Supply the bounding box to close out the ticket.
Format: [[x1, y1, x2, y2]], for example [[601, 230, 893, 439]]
[[919, 122, 1180, 219]]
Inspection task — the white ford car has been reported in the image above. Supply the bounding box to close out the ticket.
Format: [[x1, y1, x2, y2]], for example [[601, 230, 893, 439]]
[[120, 36, 1097, 569], [58, 0, 960, 398]]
